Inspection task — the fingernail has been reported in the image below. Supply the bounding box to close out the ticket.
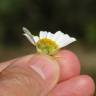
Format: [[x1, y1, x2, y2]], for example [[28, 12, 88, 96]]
[[30, 55, 55, 79]]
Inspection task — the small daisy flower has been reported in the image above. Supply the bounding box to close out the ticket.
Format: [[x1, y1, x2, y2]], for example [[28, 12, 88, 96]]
[[23, 27, 76, 55]]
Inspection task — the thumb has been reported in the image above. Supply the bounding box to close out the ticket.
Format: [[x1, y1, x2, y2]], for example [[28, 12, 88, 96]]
[[0, 54, 59, 96]]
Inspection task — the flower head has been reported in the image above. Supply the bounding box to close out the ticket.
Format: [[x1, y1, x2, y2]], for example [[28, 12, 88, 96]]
[[23, 27, 76, 55]]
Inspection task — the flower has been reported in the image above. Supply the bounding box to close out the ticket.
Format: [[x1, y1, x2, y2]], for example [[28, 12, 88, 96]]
[[23, 27, 76, 55]]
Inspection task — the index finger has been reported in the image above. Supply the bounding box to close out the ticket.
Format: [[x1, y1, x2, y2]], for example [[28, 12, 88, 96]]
[[55, 50, 80, 81]]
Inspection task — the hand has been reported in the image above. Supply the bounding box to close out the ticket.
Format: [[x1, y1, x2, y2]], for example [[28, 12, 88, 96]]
[[0, 50, 95, 96]]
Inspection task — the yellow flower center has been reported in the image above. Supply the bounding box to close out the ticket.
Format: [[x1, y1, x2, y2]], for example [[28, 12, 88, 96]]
[[36, 38, 59, 55]]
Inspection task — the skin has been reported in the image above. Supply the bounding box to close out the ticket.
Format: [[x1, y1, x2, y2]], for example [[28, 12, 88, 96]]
[[0, 50, 95, 96]]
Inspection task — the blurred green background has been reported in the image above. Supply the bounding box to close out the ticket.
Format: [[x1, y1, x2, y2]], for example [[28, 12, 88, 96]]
[[0, 0, 96, 95]]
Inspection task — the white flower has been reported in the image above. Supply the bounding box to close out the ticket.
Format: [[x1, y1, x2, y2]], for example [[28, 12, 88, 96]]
[[23, 27, 76, 55]]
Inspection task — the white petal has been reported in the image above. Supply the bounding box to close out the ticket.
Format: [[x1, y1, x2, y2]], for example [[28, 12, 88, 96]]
[[54, 32, 76, 48], [47, 32, 55, 41], [55, 31, 65, 37], [33, 36, 39, 43], [54, 31, 65, 41], [23, 27, 35, 44], [58, 36, 76, 48], [56, 34, 70, 44], [23, 33, 34, 44], [54, 31, 65, 45], [23, 27, 32, 36], [39, 31, 48, 39]]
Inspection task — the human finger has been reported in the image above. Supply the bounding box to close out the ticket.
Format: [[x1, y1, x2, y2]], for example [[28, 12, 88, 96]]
[[55, 50, 80, 81], [49, 75, 95, 96], [0, 54, 60, 96]]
